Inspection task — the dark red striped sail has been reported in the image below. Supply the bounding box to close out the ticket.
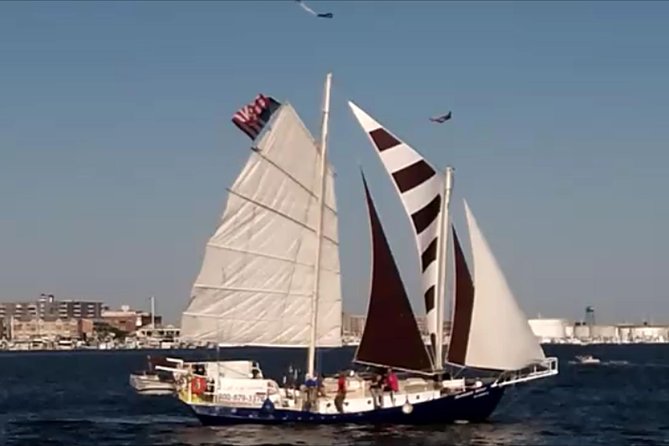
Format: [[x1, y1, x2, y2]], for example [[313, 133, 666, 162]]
[[349, 102, 442, 366]]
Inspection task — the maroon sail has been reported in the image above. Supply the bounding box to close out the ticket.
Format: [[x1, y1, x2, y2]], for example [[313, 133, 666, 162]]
[[354, 173, 434, 373], [446, 225, 475, 365]]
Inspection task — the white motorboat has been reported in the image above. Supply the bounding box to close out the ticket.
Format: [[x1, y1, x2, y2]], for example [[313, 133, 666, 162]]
[[574, 355, 601, 365], [129, 372, 175, 395], [130, 355, 177, 395]]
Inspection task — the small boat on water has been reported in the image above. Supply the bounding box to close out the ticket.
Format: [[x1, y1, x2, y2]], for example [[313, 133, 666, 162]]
[[155, 73, 558, 425], [130, 355, 177, 395], [573, 355, 601, 365]]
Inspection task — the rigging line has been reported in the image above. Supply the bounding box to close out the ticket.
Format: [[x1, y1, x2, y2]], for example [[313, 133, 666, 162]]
[[190, 284, 313, 296], [226, 188, 340, 247], [207, 242, 341, 273], [445, 362, 468, 379], [248, 145, 338, 216]]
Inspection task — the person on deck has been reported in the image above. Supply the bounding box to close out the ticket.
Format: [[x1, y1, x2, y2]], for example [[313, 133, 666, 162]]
[[317, 374, 327, 398], [303, 374, 318, 411], [334, 371, 347, 413], [384, 368, 399, 404], [284, 365, 294, 389], [369, 372, 383, 408]]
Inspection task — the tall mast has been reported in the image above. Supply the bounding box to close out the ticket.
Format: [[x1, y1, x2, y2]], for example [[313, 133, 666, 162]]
[[434, 166, 454, 370], [150, 296, 156, 328], [307, 72, 333, 378]]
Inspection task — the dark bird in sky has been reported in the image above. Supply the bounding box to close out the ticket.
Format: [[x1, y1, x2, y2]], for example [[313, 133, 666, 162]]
[[295, 0, 334, 19], [429, 111, 452, 123]]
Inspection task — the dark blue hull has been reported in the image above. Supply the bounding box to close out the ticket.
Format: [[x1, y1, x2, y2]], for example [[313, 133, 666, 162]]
[[188, 384, 505, 425]]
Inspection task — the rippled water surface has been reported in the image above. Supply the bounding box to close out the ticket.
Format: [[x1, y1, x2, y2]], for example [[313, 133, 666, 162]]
[[1, 345, 668, 445]]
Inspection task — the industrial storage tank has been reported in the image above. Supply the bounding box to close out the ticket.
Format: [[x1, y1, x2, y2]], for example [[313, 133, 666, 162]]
[[573, 324, 591, 339], [630, 325, 668, 342], [528, 318, 568, 341], [590, 325, 619, 341], [565, 325, 574, 338], [618, 325, 633, 342]]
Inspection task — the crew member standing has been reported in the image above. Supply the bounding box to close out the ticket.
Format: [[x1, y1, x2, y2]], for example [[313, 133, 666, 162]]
[[385, 368, 399, 404], [304, 374, 318, 411], [334, 371, 347, 413]]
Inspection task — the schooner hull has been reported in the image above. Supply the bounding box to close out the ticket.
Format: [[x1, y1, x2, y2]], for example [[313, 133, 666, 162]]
[[186, 384, 505, 425]]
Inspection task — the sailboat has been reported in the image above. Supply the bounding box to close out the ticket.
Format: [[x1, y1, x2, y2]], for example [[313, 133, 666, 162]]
[[347, 102, 557, 377], [157, 73, 558, 425]]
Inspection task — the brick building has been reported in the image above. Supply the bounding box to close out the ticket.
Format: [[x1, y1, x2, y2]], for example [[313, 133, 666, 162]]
[[101, 305, 162, 334]]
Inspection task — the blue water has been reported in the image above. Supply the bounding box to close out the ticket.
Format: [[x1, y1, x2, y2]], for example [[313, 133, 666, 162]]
[[1, 345, 668, 445]]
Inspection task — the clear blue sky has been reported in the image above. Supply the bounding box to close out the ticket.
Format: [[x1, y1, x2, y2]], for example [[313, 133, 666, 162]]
[[1, 1, 668, 325]]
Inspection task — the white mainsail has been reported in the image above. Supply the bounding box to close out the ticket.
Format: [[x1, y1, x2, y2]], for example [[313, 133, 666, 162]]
[[459, 200, 545, 370], [180, 104, 342, 347]]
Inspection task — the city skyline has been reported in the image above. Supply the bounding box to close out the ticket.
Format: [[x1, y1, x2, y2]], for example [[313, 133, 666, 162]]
[[0, 292, 659, 328], [2, 2, 669, 324]]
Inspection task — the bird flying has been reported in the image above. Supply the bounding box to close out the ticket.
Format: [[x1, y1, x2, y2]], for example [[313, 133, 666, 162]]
[[295, 0, 334, 19], [429, 111, 452, 123]]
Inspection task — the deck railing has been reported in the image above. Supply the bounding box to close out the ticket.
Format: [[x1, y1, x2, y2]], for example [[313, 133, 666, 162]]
[[494, 357, 558, 388]]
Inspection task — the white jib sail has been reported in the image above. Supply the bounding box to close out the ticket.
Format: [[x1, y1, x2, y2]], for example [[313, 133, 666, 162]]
[[463, 200, 545, 370], [180, 104, 342, 347]]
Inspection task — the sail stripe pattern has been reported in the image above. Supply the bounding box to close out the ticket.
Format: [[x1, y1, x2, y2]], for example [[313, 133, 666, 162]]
[[411, 195, 441, 234], [393, 160, 436, 193], [369, 128, 401, 151], [349, 101, 443, 358], [421, 239, 438, 272]]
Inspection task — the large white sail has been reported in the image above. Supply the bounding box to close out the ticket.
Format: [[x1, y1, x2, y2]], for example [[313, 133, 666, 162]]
[[180, 104, 342, 347], [459, 200, 545, 370]]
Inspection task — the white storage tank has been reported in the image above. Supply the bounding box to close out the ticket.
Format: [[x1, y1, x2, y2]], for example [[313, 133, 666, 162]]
[[573, 324, 591, 339], [590, 325, 619, 340], [565, 325, 574, 338], [630, 325, 668, 341], [528, 318, 568, 341], [618, 325, 633, 342]]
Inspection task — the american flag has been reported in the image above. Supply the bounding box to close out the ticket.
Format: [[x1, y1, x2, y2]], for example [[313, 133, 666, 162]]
[[232, 94, 281, 140]]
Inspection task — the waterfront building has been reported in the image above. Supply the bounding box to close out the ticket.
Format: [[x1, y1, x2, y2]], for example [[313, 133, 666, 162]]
[[101, 305, 162, 334], [0, 294, 102, 320], [619, 323, 668, 343], [8, 316, 86, 342]]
